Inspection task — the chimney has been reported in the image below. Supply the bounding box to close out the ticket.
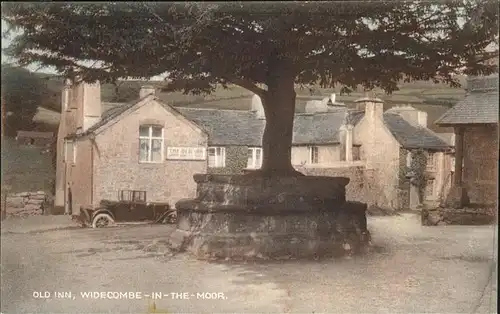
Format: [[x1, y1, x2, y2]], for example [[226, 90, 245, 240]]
[[62, 78, 72, 111], [251, 94, 265, 119], [387, 105, 427, 128], [73, 78, 102, 132], [139, 85, 156, 98], [417, 111, 427, 127], [354, 97, 384, 119]]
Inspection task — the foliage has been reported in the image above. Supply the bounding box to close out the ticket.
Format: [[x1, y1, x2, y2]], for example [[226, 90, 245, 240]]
[[409, 148, 431, 202], [2, 1, 498, 173], [2, 2, 498, 92], [1, 64, 48, 136]]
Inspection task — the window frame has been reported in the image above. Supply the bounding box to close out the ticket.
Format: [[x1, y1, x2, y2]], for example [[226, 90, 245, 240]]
[[426, 152, 436, 171], [207, 146, 226, 168], [139, 125, 165, 164], [352, 145, 361, 161], [247, 147, 263, 169], [308, 146, 319, 164], [406, 151, 412, 167], [73, 141, 77, 165], [425, 179, 435, 200]]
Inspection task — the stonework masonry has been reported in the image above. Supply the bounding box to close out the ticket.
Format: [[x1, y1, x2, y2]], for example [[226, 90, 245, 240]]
[[89, 100, 208, 212], [462, 124, 498, 206], [5, 191, 48, 217]]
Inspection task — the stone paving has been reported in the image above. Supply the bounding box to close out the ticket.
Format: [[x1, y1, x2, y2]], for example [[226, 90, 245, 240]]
[[1, 213, 497, 313]]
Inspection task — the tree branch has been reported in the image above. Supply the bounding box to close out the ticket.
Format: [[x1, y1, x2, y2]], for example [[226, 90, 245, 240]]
[[224, 76, 267, 97]]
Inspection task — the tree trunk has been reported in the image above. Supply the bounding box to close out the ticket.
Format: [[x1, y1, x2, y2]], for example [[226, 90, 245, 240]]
[[252, 54, 303, 177]]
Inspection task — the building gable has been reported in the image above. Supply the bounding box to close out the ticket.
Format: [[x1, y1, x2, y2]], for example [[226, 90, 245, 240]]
[[76, 96, 206, 139]]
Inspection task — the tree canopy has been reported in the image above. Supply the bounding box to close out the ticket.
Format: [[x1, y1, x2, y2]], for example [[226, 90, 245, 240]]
[[2, 1, 498, 175], [1, 64, 47, 136]]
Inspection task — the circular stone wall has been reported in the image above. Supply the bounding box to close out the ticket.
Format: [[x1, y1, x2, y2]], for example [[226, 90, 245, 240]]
[[168, 174, 370, 260]]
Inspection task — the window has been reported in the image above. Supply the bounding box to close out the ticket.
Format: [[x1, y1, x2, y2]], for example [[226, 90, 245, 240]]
[[207, 147, 226, 168], [73, 142, 77, 164], [426, 153, 436, 171], [406, 151, 412, 167], [309, 146, 319, 164], [353, 145, 361, 161], [247, 147, 263, 169], [64, 140, 74, 164], [139, 125, 164, 163], [425, 179, 435, 200]]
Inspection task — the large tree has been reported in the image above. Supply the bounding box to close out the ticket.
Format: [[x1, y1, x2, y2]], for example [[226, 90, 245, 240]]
[[2, 2, 498, 175]]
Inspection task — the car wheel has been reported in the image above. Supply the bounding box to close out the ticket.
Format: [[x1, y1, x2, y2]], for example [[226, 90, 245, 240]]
[[92, 213, 114, 228]]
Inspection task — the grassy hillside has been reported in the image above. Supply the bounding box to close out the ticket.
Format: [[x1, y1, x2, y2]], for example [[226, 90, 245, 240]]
[[1, 137, 54, 194]]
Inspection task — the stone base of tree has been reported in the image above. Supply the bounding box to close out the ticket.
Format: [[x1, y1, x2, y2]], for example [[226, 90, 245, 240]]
[[168, 174, 371, 260], [421, 205, 496, 226]]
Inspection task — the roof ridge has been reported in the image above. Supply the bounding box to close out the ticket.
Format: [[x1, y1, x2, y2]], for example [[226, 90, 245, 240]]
[[176, 107, 249, 113]]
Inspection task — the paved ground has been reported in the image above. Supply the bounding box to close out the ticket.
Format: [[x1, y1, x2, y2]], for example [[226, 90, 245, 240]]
[[1, 215, 81, 234], [1, 213, 497, 314]]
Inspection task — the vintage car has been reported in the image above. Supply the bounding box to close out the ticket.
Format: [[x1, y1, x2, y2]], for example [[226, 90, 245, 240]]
[[78, 190, 176, 228]]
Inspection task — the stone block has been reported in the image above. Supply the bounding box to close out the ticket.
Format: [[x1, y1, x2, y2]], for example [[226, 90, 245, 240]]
[[6, 197, 25, 208], [15, 192, 29, 197], [27, 199, 45, 205], [24, 204, 41, 211]]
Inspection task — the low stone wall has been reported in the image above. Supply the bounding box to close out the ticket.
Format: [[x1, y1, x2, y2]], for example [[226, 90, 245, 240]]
[[295, 165, 397, 215], [295, 166, 367, 203], [5, 191, 48, 217], [422, 205, 496, 226]]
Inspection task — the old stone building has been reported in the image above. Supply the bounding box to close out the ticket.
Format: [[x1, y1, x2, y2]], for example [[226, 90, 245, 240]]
[[436, 74, 499, 208], [54, 81, 207, 214]]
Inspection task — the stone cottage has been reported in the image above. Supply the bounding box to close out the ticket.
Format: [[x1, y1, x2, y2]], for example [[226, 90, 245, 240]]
[[54, 81, 207, 214], [436, 74, 499, 208]]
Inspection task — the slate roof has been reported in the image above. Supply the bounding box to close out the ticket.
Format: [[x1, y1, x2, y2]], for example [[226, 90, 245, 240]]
[[177, 107, 348, 146], [73, 98, 146, 137], [73, 96, 450, 150], [436, 75, 499, 125], [383, 113, 451, 150], [178, 108, 265, 146]]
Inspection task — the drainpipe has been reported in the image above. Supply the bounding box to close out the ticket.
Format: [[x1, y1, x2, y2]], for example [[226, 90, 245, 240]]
[[345, 124, 353, 162], [90, 134, 95, 207]]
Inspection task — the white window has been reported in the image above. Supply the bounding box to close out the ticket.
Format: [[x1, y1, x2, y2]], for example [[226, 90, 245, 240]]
[[247, 147, 263, 169], [426, 153, 436, 171], [207, 147, 225, 168], [309, 146, 319, 164], [425, 179, 435, 200], [139, 125, 164, 163], [73, 142, 77, 164], [353, 145, 361, 161], [166, 147, 206, 160], [64, 140, 74, 163], [406, 151, 412, 167]]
